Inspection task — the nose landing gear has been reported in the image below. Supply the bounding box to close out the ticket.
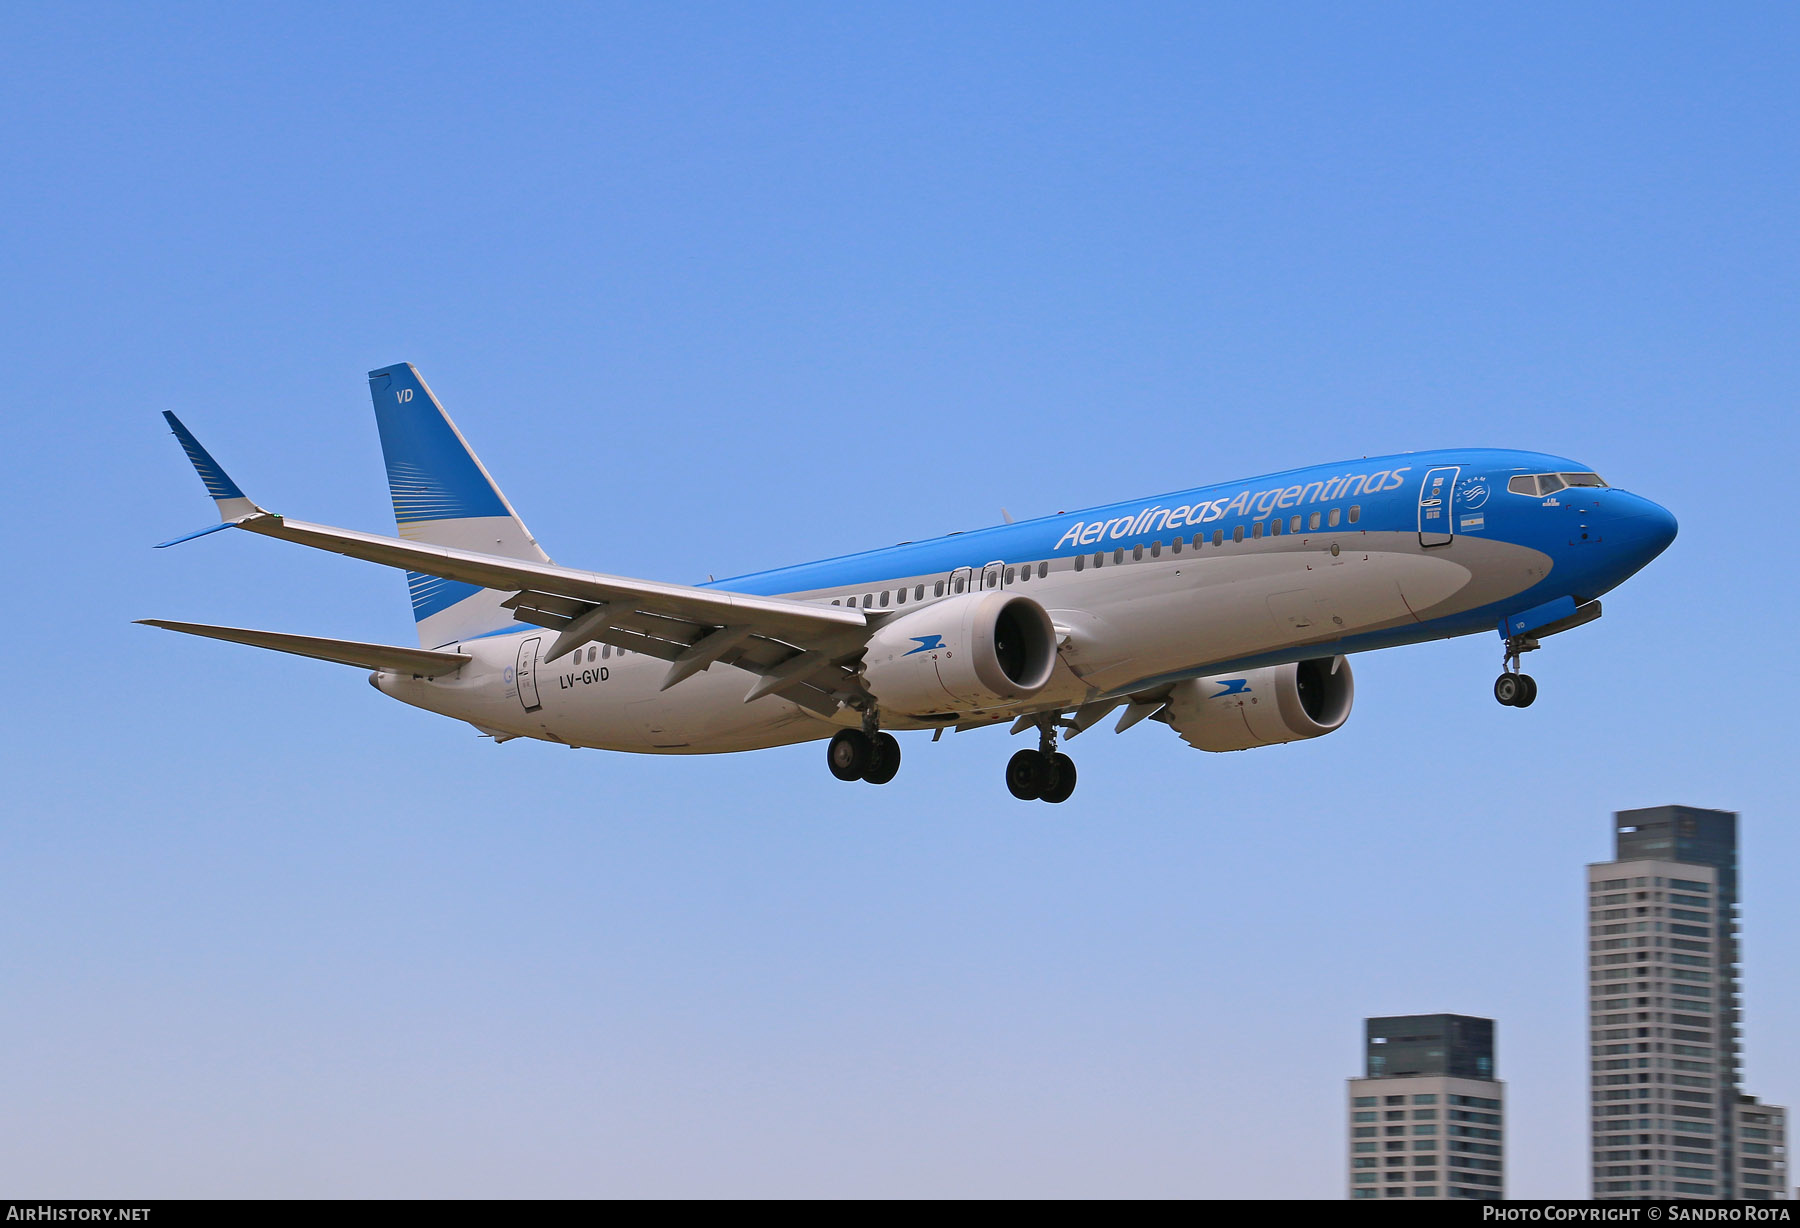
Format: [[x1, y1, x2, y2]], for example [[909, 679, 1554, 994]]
[[1005, 719, 1078, 803], [1494, 635, 1539, 708]]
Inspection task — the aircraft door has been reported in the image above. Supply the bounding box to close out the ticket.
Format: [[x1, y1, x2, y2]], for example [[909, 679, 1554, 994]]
[[515, 636, 543, 713], [980, 560, 1008, 591], [1418, 466, 1460, 548], [947, 566, 974, 596]]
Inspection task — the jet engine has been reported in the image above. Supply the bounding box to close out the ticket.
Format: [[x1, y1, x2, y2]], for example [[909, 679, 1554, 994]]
[[1163, 656, 1354, 752], [861, 591, 1058, 717]]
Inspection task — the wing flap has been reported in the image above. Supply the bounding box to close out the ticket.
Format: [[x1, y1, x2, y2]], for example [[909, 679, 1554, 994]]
[[137, 620, 471, 677]]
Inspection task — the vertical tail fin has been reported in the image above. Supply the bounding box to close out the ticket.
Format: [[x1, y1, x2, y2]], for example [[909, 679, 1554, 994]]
[[367, 363, 550, 647]]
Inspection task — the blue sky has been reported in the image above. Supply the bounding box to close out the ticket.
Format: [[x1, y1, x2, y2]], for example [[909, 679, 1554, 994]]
[[2, 2, 1795, 1198]]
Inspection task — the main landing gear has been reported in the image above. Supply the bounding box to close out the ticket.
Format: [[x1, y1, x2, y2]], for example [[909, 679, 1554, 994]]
[[1494, 634, 1539, 708], [827, 712, 901, 785], [1006, 720, 1077, 803]]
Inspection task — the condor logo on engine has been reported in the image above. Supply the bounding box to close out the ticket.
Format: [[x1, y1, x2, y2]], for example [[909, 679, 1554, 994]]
[[904, 635, 946, 656]]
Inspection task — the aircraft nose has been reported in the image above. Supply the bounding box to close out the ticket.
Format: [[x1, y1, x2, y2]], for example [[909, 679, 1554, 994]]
[[1612, 492, 1678, 566]]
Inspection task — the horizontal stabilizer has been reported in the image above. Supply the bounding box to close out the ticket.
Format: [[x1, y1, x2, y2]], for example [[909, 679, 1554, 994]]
[[136, 620, 471, 677]]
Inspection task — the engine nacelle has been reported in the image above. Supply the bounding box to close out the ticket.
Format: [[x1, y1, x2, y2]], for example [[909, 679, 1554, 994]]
[[862, 591, 1058, 717], [1164, 656, 1354, 752]]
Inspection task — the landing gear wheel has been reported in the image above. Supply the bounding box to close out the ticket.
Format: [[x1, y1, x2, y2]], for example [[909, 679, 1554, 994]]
[[1039, 752, 1077, 804], [828, 730, 872, 781], [1006, 749, 1049, 800], [1494, 674, 1523, 707], [1514, 674, 1538, 708], [862, 732, 901, 784]]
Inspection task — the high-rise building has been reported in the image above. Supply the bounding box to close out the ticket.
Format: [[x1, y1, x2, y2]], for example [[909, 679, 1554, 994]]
[[1347, 1014, 1504, 1200], [1587, 806, 1788, 1200], [1735, 1098, 1789, 1201]]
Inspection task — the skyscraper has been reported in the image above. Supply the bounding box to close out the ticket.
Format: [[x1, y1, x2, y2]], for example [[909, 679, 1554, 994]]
[[1587, 806, 1788, 1199], [1347, 1014, 1504, 1200]]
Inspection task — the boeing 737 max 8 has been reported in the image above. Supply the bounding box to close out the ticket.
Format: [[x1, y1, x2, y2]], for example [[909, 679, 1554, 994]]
[[143, 363, 1678, 802]]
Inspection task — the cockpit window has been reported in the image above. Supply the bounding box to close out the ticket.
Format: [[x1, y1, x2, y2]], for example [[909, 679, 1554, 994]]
[[1508, 472, 1608, 496]]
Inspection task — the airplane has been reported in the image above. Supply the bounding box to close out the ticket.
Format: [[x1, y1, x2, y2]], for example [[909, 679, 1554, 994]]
[[142, 363, 1678, 802]]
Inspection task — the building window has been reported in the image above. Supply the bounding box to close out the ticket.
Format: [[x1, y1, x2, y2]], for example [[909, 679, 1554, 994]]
[[1414, 1095, 1438, 1105], [1355, 1097, 1377, 1107], [1355, 1112, 1377, 1122]]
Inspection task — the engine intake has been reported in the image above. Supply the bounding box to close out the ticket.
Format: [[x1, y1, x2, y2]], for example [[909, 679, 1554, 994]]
[[1164, 656, 1354, 752], [862, 591, 1058, 716]]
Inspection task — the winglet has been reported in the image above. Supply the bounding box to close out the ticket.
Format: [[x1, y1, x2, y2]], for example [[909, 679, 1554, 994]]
[[159, 411, 268, 544]]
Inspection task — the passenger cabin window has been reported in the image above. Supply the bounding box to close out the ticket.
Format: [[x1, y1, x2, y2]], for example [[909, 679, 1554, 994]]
[[1232, 525, 1244, 543], [916, 585, 925, 600], [601, 645, 611, 659], [865, 593, 874, 606], [1113, 547, 1124, 565], [1252, 522, 1263, 539], [1094, 551, 1104, 567], [1213, 529, 1224, 546], [1132, 544, 1143, 561], [896, 587, 906, 603], [879, 591, 890, 607], [953, 577, 965, 593], [1037, 562, 1047, 579], [1348, 505, 1361, 523], [1005, 566, 1015, 584], [935, 581, 945, 596], [1171, 538, 1182, 554], [588, 646, 597, 663], [1075, 554, 1085, 571], [1327, 509, 1339, 528], [1291, 515, 1302, 533], [1151, 541, 1162, 556]]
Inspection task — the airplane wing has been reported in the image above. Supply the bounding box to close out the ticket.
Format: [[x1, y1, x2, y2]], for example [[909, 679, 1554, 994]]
[[237, 514, 871, 713], [153, 413, 872, 715]]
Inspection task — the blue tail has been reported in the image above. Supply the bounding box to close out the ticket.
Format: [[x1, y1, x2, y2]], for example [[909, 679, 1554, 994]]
[[367, 364, 550, 647]]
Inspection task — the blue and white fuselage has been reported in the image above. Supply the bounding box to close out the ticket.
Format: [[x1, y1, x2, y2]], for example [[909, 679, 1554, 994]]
[[145, 364, 1677, 800]]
